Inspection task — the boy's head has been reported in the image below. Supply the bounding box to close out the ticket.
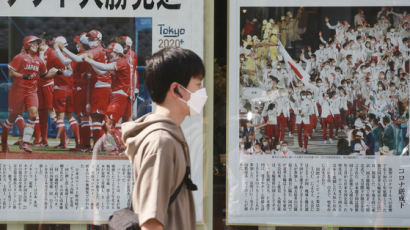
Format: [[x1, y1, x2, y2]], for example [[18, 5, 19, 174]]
[[145, 48, 205, 104]]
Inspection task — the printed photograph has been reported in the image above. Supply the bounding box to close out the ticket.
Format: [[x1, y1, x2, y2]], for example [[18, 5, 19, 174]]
[[238, 7, 410, 156], [0, 17, 152, 159]]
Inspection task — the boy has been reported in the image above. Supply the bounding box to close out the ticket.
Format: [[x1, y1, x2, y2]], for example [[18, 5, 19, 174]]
[[122, 48, 207, 230]]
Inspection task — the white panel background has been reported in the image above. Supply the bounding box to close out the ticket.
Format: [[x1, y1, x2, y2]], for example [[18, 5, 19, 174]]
[[0, 0, 204, 223]]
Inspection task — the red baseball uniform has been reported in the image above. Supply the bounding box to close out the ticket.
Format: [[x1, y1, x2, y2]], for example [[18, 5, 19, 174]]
[[106, 56, 132, 122], [48, 49, 74, 113], [73, 54, 91, 116], [38, 47, 54, 110], [87, 46, 111, 114], [8, 51, 47, 114]]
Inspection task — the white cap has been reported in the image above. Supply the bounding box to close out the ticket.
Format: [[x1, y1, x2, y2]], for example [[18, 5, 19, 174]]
[[379, 146, 390, 155], [105, 42, 124, 54], [354, 143, 362, 151], [54, 36, 68, 47], [354, 119, 364, 129], [80, 34, 89, 45], [356, 131, 364, 138], [124, 36, 133, 47], [113, 43, 124, 54]]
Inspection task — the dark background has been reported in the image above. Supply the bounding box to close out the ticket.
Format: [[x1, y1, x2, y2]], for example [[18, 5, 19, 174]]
[[0, 17, 152, 66]]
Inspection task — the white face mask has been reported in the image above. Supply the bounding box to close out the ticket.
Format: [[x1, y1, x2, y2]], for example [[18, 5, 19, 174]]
[[281, 146, 288, 152], [179, 84, 208, 116], [76, 44, 81, 53], [307, 95, 312, 99], [88, 40, 99, 48]]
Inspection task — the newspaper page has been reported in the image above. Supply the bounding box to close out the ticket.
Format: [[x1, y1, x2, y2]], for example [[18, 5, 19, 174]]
[[0, 0, 204, 223], [228, 0, 410, 227]]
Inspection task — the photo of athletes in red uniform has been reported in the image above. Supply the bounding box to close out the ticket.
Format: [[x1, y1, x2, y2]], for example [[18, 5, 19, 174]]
[[1, 23, 144, 155], [2, 35, 58, 153]]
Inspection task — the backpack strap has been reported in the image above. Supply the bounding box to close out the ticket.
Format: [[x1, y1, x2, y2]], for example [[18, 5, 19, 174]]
[[130, 166, 197, 211], [168, 166, 197, 206], [130, 127, 198, 210]]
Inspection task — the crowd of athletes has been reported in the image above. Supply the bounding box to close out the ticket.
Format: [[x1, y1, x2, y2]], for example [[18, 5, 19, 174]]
[[239, 7, 410, 156], [1, 29, 138, 154]]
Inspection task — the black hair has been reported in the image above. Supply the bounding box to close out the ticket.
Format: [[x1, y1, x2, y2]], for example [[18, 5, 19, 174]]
[[368, 113, 376, 122], [335, 66, 341, 71], [359, 114, 366, 120], [383, 116, 390, 124], [337, 138, 351, 155], [145, 48, 205, 103], [269, 76, 279, 83], [267, 103, 275, 111], [337, 86, 346, 95], [377, 81, 386, 90], [82, 43, 91, 51]]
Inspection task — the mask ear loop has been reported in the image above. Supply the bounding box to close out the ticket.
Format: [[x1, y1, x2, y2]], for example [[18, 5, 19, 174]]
[[175, 84, 189, 105], [178, 84, 193, 94]]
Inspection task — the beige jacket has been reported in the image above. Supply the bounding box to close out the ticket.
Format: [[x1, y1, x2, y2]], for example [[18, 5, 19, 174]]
[[122, 113, 196, 230]]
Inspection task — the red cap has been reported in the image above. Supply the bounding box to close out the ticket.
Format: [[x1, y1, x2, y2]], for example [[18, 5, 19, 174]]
[[104, 43, 115, 52], [87, 29, 102, 40]]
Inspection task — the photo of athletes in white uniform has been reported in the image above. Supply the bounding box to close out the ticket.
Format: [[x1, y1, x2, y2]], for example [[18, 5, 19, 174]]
[[239, 7, 409, 156]]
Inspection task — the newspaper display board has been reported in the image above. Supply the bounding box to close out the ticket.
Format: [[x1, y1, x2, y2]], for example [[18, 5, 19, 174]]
[[1, 159, 133, 222], [228, 0, 410, 227], [0, 0, 205, 224]]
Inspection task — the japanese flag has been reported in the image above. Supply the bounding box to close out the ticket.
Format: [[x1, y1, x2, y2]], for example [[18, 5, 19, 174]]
[[278, 40, 318, 92]]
